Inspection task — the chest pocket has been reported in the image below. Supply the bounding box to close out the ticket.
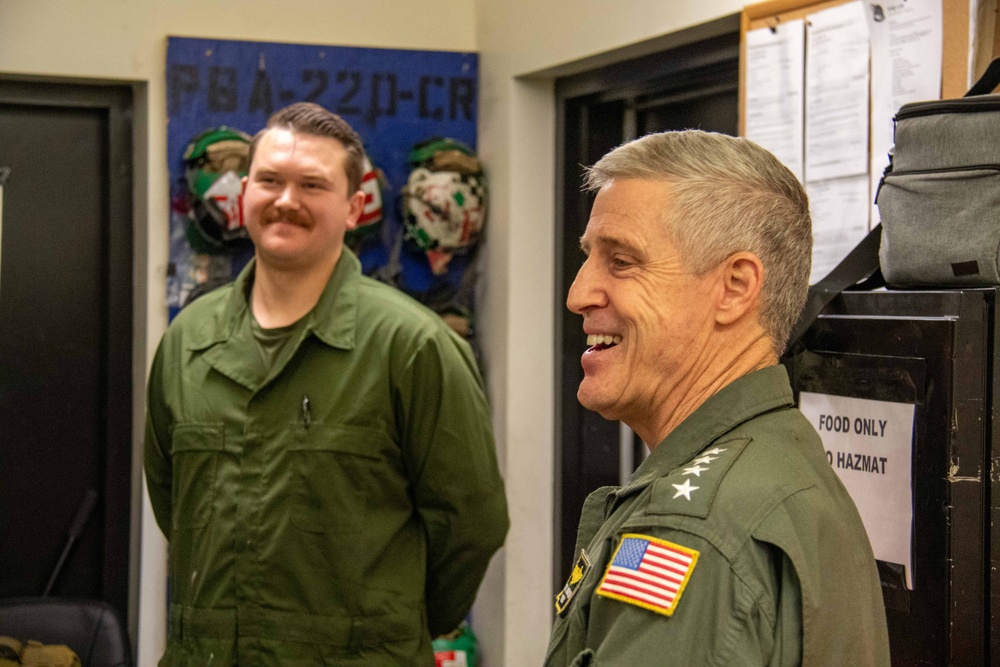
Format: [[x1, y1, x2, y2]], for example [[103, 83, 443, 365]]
[[289, 423, 386, 534], [170, 423, 225, 530]]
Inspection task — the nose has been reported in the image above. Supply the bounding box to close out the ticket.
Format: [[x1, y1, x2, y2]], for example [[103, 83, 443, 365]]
[[274, 183, 301, 212], [566, 256, 607, 315]]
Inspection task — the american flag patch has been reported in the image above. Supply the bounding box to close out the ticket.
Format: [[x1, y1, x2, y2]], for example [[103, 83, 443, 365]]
[[596, 533, 699, 616]]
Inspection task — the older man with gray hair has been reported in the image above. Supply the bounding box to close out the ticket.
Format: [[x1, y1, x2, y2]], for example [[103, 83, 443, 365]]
[[545, 131, 890, 666]]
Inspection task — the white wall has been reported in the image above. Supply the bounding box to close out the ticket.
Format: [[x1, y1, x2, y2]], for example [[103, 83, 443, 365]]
[[0, 1, 476, 664], [1, 0, 755, 664], [473, 1, 745, 664]]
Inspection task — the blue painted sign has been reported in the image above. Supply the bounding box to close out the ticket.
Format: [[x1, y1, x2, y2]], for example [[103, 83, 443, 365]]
[[166, 36, 479, 320]]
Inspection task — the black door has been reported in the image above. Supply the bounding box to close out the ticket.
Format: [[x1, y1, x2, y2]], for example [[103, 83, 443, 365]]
[[0, 81, 133, 622], [554, 19, 740, 587]]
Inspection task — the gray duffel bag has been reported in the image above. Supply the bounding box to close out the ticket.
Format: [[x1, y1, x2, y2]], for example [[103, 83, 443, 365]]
[[876, 59, 1000, 287]]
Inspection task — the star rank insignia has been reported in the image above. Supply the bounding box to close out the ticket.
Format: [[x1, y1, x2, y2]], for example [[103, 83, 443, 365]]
[[672, 479, 699, 500], [650, 439, 750, 519], [555, 549, 592, 616], [682, 463, 708, 477]]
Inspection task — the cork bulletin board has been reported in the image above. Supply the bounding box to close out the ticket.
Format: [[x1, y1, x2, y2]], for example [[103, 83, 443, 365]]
[[736, 0, 980, 283], [739, 0, 970, 135]]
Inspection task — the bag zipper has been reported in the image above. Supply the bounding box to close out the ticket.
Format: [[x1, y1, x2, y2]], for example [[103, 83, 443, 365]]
[[896, 96, 1000, 120], [875, 164, 1000, 203]]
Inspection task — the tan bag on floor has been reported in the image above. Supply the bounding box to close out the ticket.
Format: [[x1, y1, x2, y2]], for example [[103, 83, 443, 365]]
[[0, 636, 81, 667]]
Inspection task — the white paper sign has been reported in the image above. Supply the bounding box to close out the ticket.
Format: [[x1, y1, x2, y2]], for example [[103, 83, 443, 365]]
[[867, 0, 943, 225], [798, 391, 915, 588], [805, 1, 871, 182], [806, 174, 870, 283], [745, 20, 806, 181]]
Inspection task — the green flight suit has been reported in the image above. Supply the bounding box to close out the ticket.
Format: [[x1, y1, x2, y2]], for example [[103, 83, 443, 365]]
[[545, 366, 890, 666], [144, 250, 509, 666]]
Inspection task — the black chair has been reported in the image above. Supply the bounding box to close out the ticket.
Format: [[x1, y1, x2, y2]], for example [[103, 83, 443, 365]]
[[0, 597, 131, 667]]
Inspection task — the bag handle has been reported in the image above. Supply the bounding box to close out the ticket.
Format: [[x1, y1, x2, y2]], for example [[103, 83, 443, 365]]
[[965, 57, 1000, 96], [784, 223, 884, 355]]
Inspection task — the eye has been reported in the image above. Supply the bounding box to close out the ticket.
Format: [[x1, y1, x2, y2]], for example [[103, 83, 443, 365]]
[[610, 255, 635, 270]]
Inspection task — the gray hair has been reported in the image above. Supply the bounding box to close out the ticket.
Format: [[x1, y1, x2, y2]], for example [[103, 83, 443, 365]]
[[584, 130, 811, 354]]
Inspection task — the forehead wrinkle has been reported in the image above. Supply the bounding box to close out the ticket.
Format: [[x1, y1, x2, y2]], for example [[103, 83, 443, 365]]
[[587, 232, 646, 259]]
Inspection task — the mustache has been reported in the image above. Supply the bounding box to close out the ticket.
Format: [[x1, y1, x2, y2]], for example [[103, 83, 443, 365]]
[[263, 209, 307, 225]]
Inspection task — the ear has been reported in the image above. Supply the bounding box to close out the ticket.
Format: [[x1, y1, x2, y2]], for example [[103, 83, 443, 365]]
[[715, 252, 763, 326], [344, 189, 366, 231]]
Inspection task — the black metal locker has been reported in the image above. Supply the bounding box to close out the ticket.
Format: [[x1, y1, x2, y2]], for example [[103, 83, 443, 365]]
[[786, 287, 998, 666]]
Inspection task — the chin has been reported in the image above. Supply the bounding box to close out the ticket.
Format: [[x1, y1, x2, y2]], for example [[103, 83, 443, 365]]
[[577, 387, 618, 420]]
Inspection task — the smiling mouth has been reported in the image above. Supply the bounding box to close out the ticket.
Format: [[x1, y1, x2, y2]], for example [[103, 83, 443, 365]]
[[586, 333, 622, 351]]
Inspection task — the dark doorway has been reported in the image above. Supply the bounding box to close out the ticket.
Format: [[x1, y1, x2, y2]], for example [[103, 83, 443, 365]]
[[554, 17, 740, 588], [0, 80, 133, 623]]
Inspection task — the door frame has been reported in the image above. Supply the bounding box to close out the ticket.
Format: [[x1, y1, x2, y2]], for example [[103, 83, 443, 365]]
[[552, 15, 741, 588], [0, 77, 135, 639]]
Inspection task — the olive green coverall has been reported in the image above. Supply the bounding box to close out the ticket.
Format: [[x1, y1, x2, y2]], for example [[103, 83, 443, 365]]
[[145, 250, 509, 666], [545, 366, 890, 666]]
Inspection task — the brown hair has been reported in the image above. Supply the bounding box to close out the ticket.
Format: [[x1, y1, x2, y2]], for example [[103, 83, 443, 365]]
[[249, 102, 365, 194]]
